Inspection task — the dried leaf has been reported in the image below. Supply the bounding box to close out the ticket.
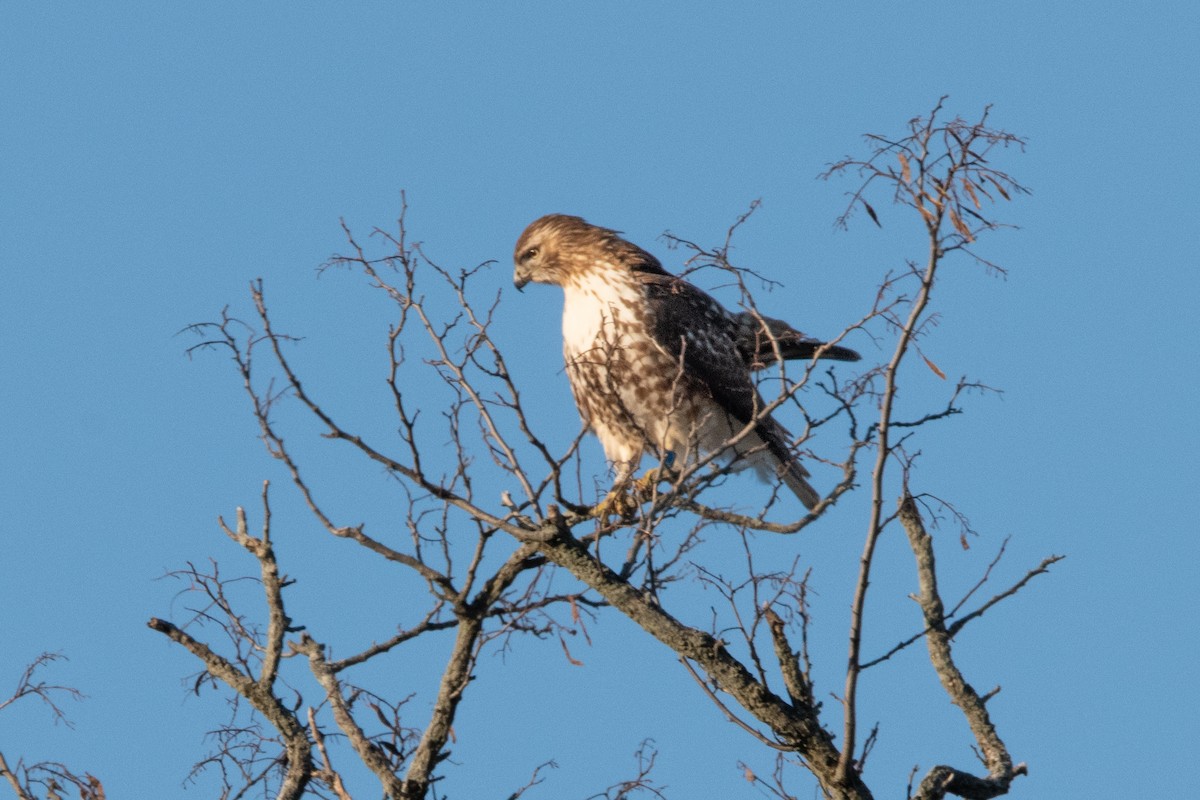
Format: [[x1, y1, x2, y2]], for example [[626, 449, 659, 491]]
[[559, 635, 584, 666], [923, 355, 947, 380], [915, 200, 936, 227], [743, 766, 757, 783], [861, 198, 882, 227], [370, 703, 392, 729], [970, 178, 995, 202], [898, 151, 913, 184], [949, 208, 975, 242], [986, 174, 1011, 201], [962, 177, 982, 209]]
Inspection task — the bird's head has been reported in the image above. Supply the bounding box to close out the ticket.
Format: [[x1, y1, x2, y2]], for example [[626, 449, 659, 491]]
[[513, 214, 668, 291], [512, 214, 590, 290]]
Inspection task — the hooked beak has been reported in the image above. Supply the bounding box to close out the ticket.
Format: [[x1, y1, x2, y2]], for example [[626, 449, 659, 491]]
[[513, 267, 531, 292]]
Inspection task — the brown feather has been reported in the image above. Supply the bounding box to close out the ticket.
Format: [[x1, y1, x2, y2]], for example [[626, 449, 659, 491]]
[[513, 214, 852, 510]]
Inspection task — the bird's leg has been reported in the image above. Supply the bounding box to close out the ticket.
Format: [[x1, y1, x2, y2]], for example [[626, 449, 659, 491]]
[[592, 462, 641, 520], [593, 489, 638, 520], [632, 450, 678, 500], [592, 452, 679, 520]]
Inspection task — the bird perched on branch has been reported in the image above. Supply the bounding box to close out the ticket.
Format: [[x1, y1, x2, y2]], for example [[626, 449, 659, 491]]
[[513, 214, 858, 511]]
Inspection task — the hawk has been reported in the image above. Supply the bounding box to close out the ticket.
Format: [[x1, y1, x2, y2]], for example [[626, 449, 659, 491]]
[[513, 214, 859, 510]]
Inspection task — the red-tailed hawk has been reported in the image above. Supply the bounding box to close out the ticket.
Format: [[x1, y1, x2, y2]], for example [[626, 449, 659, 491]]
[[513, 214, 859, 510]]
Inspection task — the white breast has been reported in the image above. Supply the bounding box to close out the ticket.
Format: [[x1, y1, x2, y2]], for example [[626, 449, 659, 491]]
[[560, 268, 642, 358]]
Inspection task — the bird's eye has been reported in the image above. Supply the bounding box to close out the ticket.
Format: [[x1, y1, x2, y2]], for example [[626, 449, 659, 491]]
[[521, 246, 539, 262]]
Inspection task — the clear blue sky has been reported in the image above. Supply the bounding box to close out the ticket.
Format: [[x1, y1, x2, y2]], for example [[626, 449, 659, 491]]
[[2, 4, 1196, 798]]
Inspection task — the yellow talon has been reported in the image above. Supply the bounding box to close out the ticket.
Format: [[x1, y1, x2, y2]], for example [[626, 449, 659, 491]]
[[632, 467, 669, 498], [592, 456, 679, 520], [593, 488, 639, 520], [634, 451, 677, 500]]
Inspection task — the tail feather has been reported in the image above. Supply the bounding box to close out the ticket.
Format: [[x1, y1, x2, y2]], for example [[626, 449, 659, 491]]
[[732, 311, 861, 369], [775, 341, 861, 363], [779, 458, 821, 510], [747, 419, 822, 511]]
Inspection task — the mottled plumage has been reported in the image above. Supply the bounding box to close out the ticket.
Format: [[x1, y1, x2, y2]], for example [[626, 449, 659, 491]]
[[513, 214, 858, 510]]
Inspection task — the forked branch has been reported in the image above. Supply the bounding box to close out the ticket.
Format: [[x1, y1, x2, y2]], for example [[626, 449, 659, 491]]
[[899, 495, 1028, 800]]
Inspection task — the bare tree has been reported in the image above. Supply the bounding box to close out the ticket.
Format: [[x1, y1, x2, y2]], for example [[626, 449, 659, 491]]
[[0, 654, 103, 800], [148, 100, 1058, 800]]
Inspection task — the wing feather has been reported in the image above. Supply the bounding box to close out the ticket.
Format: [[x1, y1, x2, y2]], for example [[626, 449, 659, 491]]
[[638, 273, 759, 424], [731, 311, 861, 369], [637, 273, 819, 507]]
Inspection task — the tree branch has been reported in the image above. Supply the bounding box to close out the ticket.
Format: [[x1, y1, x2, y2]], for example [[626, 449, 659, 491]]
[[523, 527, 871, 799], [146, 618, 313, 800], [898, 495, 1026, 800]]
